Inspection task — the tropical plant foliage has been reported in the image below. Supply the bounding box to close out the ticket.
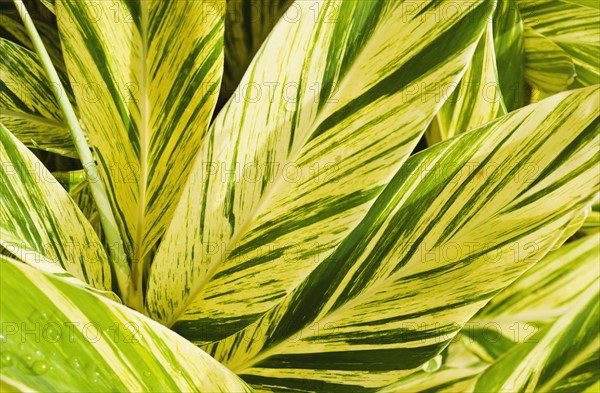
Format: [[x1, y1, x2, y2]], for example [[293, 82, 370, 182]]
[[1, 0, 598, 391]]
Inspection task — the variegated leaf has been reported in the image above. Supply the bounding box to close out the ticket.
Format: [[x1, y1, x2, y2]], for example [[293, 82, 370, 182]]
[[427, 20, 506, 144], [197, 86, 599, 391], [579, 199, 599, 235], [55, 0, 225, 291], [147, 0, 495, 333], [580, 210, 599, 234], [220, 0, 294, 107], [523, 26, 576, 92], [0, 38, 75, 157], [565, 0, 600, 8], [51, 169, 86, 194], [377, 366, 482, 393], [0, 9, 32, 47], [0, 4, 67, 77], [0, 256, 252, 392], [376, 343, 485, 393], [466, 234, 600, 362], [492, 0, 526, 111], [519, 0, 600, 88], [51, 169, 104, 241], [549, 205, 588, 250], [0, 122, 111, 291], [39, 0, 55, 13], [0, 242, 120, 303], [474, 282, 599, 392]]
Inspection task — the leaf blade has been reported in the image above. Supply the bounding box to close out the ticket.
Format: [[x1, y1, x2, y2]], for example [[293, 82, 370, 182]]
[[0, 256, 252, 392], [523, 26, 576, 92], [0, 38, 75, 157], [474, 282, 600, 392], [55, 0, 225, 273], [492, 0, 526, 111], [428, 20, 506, 144], [468, 234, 600, 362], [200, 86, 599, 390], [519, 0, 600, 88], [219, 0, 294, 107], [0, 122, 111, 291], [148, 0, 495, 333]]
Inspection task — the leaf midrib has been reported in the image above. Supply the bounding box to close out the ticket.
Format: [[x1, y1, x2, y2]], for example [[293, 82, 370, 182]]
[[166, 0, 490, 329], [164, 0, 371, 327], [0, 109, 67, 129], [133, 0, 150, 295]]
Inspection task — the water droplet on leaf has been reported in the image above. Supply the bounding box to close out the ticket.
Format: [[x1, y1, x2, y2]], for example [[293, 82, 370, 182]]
[[45, 326, 61, 341], [421, 355, 442, 373], [68, 357, 81, 368], [32, 360, 49, 375], [85, 364, 100, 383], [28, 310, 48, 322], [1, 351, 14, 367]]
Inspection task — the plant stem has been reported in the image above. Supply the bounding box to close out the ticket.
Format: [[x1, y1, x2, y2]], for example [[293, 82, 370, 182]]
[[14, 0, 132, 302]]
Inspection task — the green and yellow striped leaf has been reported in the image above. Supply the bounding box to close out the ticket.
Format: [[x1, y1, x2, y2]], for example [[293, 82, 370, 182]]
[[474, 282, 599, 392], [0, 10, 32, 48], [0, 122, 111, 291], [427, 20, 506, 144], [0, 38, 75, 157], [51, 169, 105, 242], [0, 241, 120, 303], [466, 234, 600, 362], [549, 205, 589, 250], [51, 169, 86, 194], [196, 86, 598, 391], [375, 343, 486, 393], [147, 0, 495, 331], [565, 0, 600, 8], [0, 256, 252, 392], [55, 0, 225, 279], [39, 0, 55, 13], [0, 376, 31, 392], [0, 4, 68, 78], [580, 209, 599, 234], [492, 0, 526, 111], [72, 185, 104, 242], [579, 199, 599, 235], [220, 0, 294, 107], [519, 0, 600, 88], [523, 26, 576, 92], [377, 366, 482, 393]]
